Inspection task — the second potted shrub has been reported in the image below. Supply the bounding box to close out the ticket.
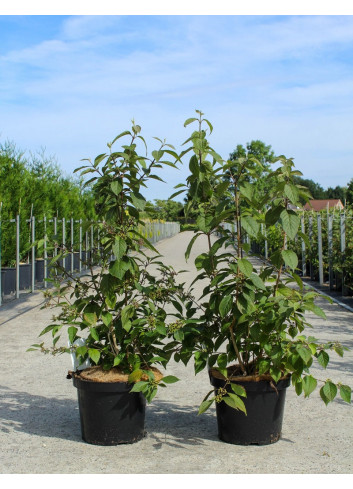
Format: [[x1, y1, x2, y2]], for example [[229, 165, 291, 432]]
[[173, 111, 352, 445]]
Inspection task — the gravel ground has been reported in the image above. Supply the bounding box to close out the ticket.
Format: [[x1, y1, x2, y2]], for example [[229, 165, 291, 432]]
[[0, 232, 352, 474]]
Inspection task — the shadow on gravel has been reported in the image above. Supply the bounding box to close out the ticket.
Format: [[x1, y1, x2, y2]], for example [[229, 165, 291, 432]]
[[146, 400, 219, 448], [0, 385, 81, 442], [0, 386, 218, 446]]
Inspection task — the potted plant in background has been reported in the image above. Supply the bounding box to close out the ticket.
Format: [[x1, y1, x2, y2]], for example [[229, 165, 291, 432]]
[[28, 121, 185, 446], [172, 111, 351, 445]]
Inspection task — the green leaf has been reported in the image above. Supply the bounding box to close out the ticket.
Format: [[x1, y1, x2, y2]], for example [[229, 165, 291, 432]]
[[295, 379, 303, 396], [110, 180, 123, 196], [39, 324, 58, 337], [90, 327, 99, 342], [339, 384, 351, 403], [296, 345, 312, 365], [155, 323, 167, 335], [198, 399, 214, 415], [292, 272, 303, 290], [112, 237, 127, 260], [317, 350, 329, 369], [238, 258, 253, 277], [320, 385, 330, 405], [76, 345, 88, 357], [305, 302, 327, 320], [302, 375, 317, 398], [128, 369, 143, 383], [279, 210, 300, 240], [184, 117, 198, 127], [265, 205, 284, 226], [169, 189, 186, 200], [121, 304, 135, 331], [145, 386, 158, 403], [83, 312, 97, 325], [249, 273, 266, 290], [217, 353, 228, 370], [102, 311, 113, 327], [231, 383, 247, 398], [185, 233, 202, 261], [241, 215, 260, 238], [284, 184, 299, 204], [130, 381, 148, 393], [204, 118, 213, 134], [111, 130, 131, 145], [334, 345, 344, 357], [281, 249, 298, 270], [322, 381, 337, 402], [131, 191, 146, 211], [189, 155, 200, 176], [88, 349, 100, 364], [258, 359, 271, 375], [109, 257, 131, 279], [161, 375, 179, 384], [270, 367, 282, 383], [113, 353, 125, 366], [68, 326, 78, 344], [239, 182, 254, 201], [152, 149, 164, 162], [219, 295, 233, 317], [224, 393, 247, 414]]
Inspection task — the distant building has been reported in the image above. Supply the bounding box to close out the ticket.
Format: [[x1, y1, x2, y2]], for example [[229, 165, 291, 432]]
[[303, 199, 344, 211]]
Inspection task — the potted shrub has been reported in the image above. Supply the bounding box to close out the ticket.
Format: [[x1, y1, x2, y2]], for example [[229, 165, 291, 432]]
[[172, 111, 352, 445], [28, 122, 185, 445]]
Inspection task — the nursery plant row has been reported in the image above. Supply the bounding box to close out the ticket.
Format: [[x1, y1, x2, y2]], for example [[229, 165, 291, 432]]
[[244, 209, 353, 297], [0, 214, 180, 305]]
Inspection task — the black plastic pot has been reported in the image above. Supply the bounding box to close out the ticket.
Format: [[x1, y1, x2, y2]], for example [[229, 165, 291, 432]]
[[209, 370, 291, 445], [35, 259, 45, 282], [73, 374, 146, 445], [1, 270, 5, 298], [19, 263, 32, 290], [73, 252, 81, 270], [1, 267, 16, 295]]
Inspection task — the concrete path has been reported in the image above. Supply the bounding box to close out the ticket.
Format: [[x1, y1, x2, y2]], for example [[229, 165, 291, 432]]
[[0, 232, 352, 473]]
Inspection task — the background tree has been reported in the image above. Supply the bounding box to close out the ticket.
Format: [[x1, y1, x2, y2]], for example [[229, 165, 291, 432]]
[[225, 140, 276, 203], [145, 199, 183, 222], [0, 140, 95, 265], [292, 176, 325, 200], [346, 178, 353, 206]]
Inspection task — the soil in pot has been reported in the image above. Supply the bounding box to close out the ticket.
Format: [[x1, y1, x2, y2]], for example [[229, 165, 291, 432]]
[[209, 365, 291, 446], [71, 365, 163, 446]]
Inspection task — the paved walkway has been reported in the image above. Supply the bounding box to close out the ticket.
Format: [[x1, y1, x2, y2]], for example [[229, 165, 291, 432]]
[[0, 232, 352, 473]]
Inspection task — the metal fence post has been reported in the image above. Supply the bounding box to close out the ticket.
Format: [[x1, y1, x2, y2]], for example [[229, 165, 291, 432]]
[[79, 219, 82, 273], [71, 218, 74, 274], [31, 215, 35, 292], [264, 226, 268, 260], [85, 230, 88, 269], [328, 213, 333, 290], [62, 218, 66, 270], [90, 224, 94, 265], [53, 217, 57, 257], [16, 214, 20, 299], [317, 214, 324, 286], [44, 215, 47, 289], [340, 213, 347, 296], [0, 203, 2, 306], [309, 215, 314, 280], [301, 215, 306, 277]]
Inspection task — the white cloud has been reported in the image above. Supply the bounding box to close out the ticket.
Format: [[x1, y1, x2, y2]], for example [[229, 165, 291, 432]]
[[1, 15, 353, 198]]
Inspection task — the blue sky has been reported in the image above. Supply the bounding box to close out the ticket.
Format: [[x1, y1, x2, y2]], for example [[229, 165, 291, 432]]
[[1, 14, 353, 201]]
